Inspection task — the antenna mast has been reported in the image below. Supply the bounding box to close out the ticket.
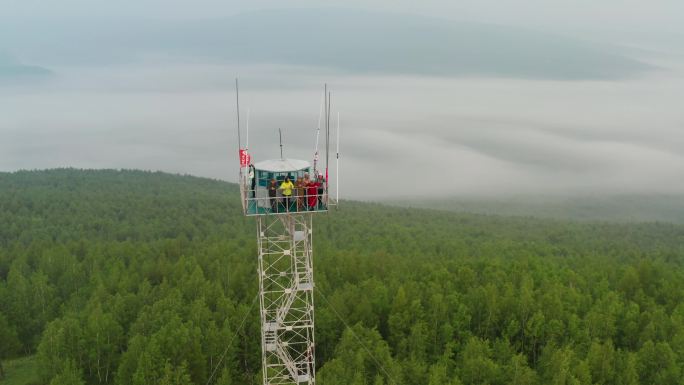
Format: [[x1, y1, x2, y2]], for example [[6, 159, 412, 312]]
[[236, 78, 241, 151], [336, 112, 340, 204], [279, 128, 284, 159], [323, 84, 327, 179], [246, 108, 250, 151], [314, 90, 324, 174], [325, 89, 331, 190]]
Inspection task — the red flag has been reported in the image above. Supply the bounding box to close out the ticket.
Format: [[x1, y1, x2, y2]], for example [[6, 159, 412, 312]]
[[239, 149, 251, 167]]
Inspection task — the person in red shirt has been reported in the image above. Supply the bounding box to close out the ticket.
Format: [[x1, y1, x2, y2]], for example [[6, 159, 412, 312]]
[[306, 178, 321, 210]]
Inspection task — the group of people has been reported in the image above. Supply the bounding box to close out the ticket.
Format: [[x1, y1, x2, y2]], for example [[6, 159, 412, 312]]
[[266, 173, 325, 212]]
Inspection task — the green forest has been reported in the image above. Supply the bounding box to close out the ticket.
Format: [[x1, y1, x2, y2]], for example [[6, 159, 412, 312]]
[[1, 169, 684, 385]]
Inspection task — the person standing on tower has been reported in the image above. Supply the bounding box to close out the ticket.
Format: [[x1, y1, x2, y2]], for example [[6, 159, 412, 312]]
[[306, 178, 321, 210], [295, 177, 305, 212], [279, 176, 294, 211], [268, 178, 278, 212], [249, 163, 256, 198], [316, 173, 325, 207]]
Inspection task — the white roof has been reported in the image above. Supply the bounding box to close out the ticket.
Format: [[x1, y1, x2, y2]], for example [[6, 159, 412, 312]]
[[253, 158, 311, 172]]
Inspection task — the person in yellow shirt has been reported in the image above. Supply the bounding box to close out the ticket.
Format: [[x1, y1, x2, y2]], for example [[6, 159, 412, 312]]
[[279, 176, 295, 211]]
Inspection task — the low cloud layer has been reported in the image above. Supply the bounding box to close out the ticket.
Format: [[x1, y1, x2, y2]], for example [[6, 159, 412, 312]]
[[2, 57, 684, 199], [1, 9, 683, 199]]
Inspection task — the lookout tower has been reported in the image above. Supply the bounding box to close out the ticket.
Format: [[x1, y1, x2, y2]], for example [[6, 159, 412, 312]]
[[236, 83, 338, 385]]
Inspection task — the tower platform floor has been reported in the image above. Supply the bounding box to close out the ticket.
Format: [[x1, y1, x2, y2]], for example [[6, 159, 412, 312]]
[[246, 200, 328, 216]]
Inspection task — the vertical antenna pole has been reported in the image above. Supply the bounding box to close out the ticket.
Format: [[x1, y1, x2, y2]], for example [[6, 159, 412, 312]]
[[279, 128, 284, 160], [336, 112, 340, 204], [246, 108, 250, 151], [314, 90, 324, 174], [236, 78, 241, 151], [235, 78, 244, 210], [324, 85, 328, 177], [325, 90, 331, 191]]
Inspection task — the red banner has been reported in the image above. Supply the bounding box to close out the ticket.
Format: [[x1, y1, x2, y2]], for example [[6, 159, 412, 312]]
[[239, 149, 251, 167]]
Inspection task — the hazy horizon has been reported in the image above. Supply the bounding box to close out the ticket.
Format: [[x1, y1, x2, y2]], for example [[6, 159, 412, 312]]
[[1, 4, 683, 199]]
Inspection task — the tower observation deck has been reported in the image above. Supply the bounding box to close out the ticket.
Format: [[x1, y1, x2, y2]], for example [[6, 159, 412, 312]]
[[236, 83, 338, 385]]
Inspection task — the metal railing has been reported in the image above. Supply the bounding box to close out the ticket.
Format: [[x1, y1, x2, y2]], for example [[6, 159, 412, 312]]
[[242, 186, 331, 216]]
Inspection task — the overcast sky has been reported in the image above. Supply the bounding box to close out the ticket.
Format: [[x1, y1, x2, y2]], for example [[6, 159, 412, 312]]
[[1, 1, 683, 198], [3, 0, 683, 32]]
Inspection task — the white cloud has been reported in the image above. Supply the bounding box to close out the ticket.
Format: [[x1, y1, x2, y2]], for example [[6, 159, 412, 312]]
[[2, 59, 683, 198]]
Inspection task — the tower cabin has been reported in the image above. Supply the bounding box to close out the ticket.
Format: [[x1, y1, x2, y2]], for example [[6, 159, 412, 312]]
[[241, 158, 329, 216]]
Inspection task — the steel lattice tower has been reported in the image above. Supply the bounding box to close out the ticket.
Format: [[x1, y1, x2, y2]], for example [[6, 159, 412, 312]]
[[256, 213, 316, 384], [235, 81, 338, 385]]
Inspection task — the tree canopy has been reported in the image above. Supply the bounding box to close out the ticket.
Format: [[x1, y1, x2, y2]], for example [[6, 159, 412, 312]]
[[1, 169, 683, 384]]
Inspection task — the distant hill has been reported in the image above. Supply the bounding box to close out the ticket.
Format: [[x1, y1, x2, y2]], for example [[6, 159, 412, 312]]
[[0, 64, 53, 79], [0, 52, 53, 82]]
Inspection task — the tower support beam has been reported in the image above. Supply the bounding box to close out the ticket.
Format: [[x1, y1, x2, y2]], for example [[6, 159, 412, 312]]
[[257, 214, 316, 385]]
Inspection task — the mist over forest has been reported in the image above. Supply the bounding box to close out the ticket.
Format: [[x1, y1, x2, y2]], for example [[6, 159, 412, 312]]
[[1, 7, 683, 201]]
